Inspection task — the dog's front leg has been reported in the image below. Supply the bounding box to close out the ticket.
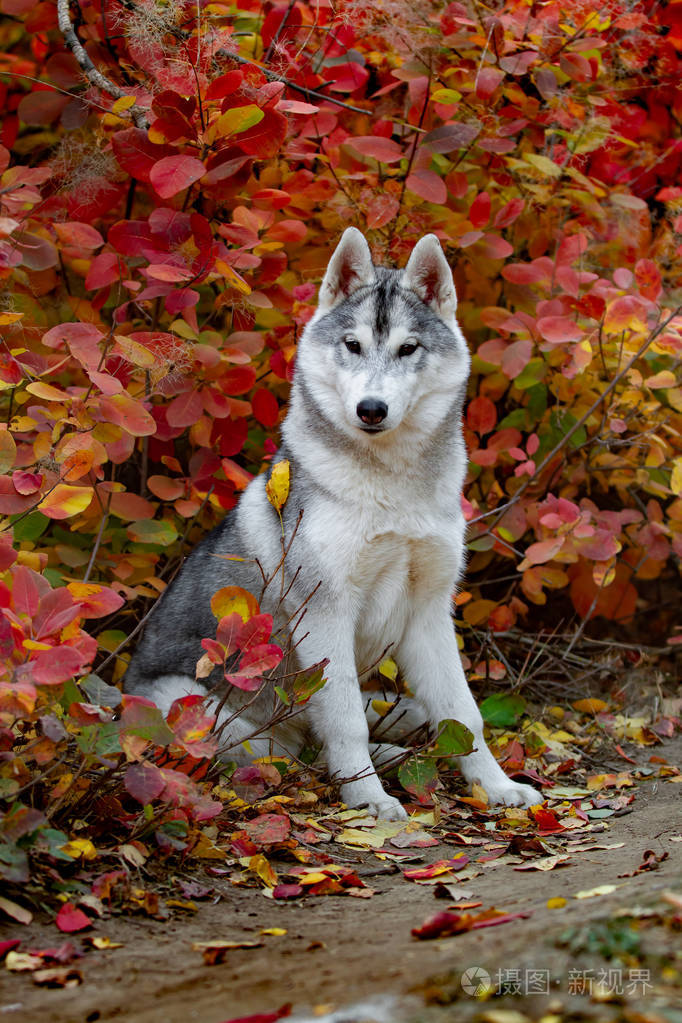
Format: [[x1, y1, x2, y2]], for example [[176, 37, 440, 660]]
[[398, 606, 541, 808], [297, 617, 407, 820]]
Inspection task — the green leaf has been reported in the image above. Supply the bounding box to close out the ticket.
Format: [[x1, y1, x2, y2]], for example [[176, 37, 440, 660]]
[[398, 755, 439, 798], [480, 693, 526, 727], [274, 685, 290, 706], [431, 719, 475, 757], [293, 662, 327, 703], [127, 519, 179, 547], [514, 357, 546, 390], [10, 511, 49, 542]]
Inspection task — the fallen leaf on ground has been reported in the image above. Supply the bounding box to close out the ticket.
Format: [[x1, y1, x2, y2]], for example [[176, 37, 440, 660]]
[[412, 907, 530, 939], [194, 939, 264, 964], [0, 896, 32, 925], [32, 966, 82, 987], [574, 884, 621, 899], [514, 854, 571, 871], [5, 951, 43, 972], [84, 937, 124, 950], [618, 850, 669, 877], [55, 903, 91, 933]]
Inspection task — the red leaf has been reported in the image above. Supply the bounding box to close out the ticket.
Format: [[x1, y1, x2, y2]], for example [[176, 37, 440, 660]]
[[271, 885, 303, 900], [536, 315, 582, 344], [252, 388, 279, 428], [422, 123, 480, 153], [475, 67, 505, 100], [494, 197, 525, 228], [55, 904, 91, 934], [237, 614, 274, 652], [166, 390, 205, 429], [469, 191, 491, 228], [53, 222, 104, 249], [523, 538, 564, 566], [236, 109, 287, 159], [405, 169, 447, 204], [124, 762, 165, 804], [33, 588, 80, 638], [149, 155, 206, 199], [501, 339, 532, 378], [366, 194, 399, 229], [99, 393, 156, 437], [347, 136, 404, 163], [243, 813, 291, 846], [204, 71, 244, 101], [11, 565, 46, 617], [12, 470, 42, 495], [502, 261, 550, 285], [220, 1010, 291, 1023], [0, 940, 21, 959], [66, 583, 124, 619], [31, 646, 84, 686], [466, 396, 497, 434]]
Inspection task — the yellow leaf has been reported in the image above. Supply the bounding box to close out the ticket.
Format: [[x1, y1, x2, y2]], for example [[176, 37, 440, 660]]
[[113, 335, 156, 368], [371, 699, 396, 718], [261, 927, 287, 936], [86, 936, 124, 949], [210, 585, 259, 622], [215, 260, 252, 294], [265, 459, 290, 515], [26, 381, 71, 401], [575, 884, 620, 899], [645, 370, 676, 389], [0, 311, 23, 325], [573, 698, 608, 714], [38, 485, 93, 520], [379, 657, 398, 681], [210, 104, 264, 141], [547, 897, 567, 909], [22, 639, 52, 651], [523, 153, 563, 178], [60, 838, 97, 860], [0, 428, 16, 474], [248, 853, 278, 888], [112, 95, 136, 113], [671, 456, 682, 497]]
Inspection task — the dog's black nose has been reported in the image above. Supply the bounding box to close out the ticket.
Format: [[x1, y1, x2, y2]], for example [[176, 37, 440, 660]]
[[356, 398, 388, 426]]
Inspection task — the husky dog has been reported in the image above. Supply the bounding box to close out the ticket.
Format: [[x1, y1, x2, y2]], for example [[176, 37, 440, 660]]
[[124, 229, 541, 819]]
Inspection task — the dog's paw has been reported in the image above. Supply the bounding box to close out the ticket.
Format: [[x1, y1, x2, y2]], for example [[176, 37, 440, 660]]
[[484, 779, 542, 808], [341, 782, 408, 820], [364, 795, 409, 821]]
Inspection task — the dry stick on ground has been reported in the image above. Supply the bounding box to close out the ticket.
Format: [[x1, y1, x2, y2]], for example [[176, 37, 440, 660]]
[[468, 305, 682, 531], [57, 0, 148, 129]]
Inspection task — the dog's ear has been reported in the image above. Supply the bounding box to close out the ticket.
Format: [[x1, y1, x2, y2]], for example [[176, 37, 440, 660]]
[[402, 235, 457, 325], [318, 227, 375, 312]]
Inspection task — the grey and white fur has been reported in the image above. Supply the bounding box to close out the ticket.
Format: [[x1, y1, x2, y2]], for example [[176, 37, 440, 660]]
[[124, 228, 541, 819]]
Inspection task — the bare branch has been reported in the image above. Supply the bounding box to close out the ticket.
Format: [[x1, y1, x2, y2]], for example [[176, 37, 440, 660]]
[[57, 0, 148, 128]]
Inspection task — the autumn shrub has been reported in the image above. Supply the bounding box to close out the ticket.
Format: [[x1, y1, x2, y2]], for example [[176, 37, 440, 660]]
[[0, 0, 681, 895]]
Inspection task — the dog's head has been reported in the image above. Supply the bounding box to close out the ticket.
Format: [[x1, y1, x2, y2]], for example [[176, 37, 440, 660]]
[[298, 228, 470, 442]]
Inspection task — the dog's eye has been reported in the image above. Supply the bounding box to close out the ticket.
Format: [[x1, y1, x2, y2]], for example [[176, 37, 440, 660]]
[[398, 342, 419, 357], [344, 338, 361, 354]]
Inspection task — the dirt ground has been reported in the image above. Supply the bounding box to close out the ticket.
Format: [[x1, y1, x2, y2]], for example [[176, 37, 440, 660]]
[[1, 738, 680, 1023]]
